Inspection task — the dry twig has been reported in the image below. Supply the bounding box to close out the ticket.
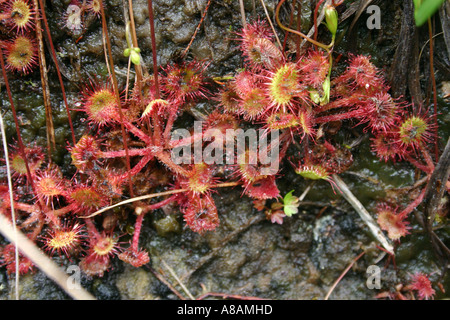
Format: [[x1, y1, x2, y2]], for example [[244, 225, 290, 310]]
[[0, 213, 96, 300], [333, 174, 394, 255]]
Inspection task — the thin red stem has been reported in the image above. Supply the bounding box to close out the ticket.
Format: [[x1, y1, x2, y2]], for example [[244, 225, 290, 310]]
[[147, 0, 160, 99], [315, 93, 361, 113], [0, 49, 32, 184], [324, 251, 365, 300], [182, 0, 212, 57], [276, 0, 330, 52], [120, 118, 153, 144], [48, 203, 77, 218], [406, 155, 433, 174], [82, 182, 241, 219], [314, 0, 326, 45], [163, 104, 180, 144], [398, 186, 427, 218], [196, 292, 267, 300], [142, 194, 179, 212], [151, 113, 163, 146], [131, 213, 145, 253], [13, 202, 38, 214], [296, 0, 302, 57], [154, 151, 190, 177], [84, 217, 101, 240], [99, 1, 135, 198], [427, 18, 439, 160], [169, 131, 203, 149], [0, 46, 58, 226], [115, 154, 154, 181], [101, 147, 153, 159], [421, 147, 435, 172], [37, 0, 76, 147], [282, 0, 297, 53], [315, 109, 361, 124]]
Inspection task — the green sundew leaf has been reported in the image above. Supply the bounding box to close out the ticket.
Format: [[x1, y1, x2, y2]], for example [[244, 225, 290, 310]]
[[413, 0, 446, 26], [283, 190, 300, 217], [320, 77, 331, 105]]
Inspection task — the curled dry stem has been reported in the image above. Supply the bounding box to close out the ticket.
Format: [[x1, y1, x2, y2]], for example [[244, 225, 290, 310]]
[[275, 0, 332, 52]]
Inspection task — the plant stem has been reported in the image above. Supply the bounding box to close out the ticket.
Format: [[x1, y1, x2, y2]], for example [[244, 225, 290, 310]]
[[119, 117, 153, 144], [260, 0, 282, 50], [161, 258, 196, 300], [101, 147, 154, 159], [99, 1, 135, 198], [163, 106, 179, 144], [406, 154, 433, 174], [239, 0, 247, 28], [182, 0, 212, 57], [0, 107, 19, 299], [0, 213, 96, 300], [314, 0, 326, 44], [421, 146, 435, 172], [276, 0, 330, 52], [37, 0, 76, 147], [145, 0, 163, 146], [131, 212, 145, 253], [152, 194, 179, 209], [33, 0, 55, 158], [315, 109, 361, 124], [169, 131, 204, 149], [427, 18, 439, 160], [126, 0, 143, 95], [83, 188, 189, 219], [115, 154, 154, 181], [398, 186, 426, 218], [282, 0, 296, 54], [84, 217, 102, 240], [146, 0, 161, 99], [324, 250, 365, 300], [0, 46, 53, 224], [295, 0, 302, 56]]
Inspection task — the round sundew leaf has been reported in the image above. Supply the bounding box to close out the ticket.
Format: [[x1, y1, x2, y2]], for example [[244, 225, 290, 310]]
[[268, 63, 299, 108], [4, 35, 37, 74]]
